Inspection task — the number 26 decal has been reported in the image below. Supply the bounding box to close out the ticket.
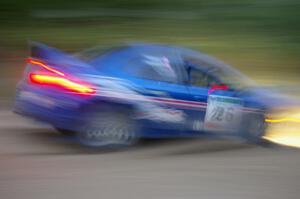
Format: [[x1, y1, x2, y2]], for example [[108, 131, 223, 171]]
[[210, 106, 234, 122]]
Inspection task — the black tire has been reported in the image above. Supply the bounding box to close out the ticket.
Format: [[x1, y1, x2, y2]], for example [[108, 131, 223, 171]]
[[55, 128, 76, 136], [77, 106, 139, 147], [241, 113, 266, 143]]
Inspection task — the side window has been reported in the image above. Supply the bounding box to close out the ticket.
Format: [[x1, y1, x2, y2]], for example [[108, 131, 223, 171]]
[[190, 69, 219, 87], [124, 54, 184, 84]]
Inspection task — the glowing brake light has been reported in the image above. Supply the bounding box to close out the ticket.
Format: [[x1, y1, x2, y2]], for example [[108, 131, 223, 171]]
[[29, 73, 95, 94]]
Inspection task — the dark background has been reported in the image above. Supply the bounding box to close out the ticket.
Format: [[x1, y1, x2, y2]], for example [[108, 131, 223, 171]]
[[1, 0, 300, 97]]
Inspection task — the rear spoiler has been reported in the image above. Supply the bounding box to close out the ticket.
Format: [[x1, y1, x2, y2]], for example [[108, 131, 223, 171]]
[[30, 41, 64, 60], [28, 41, 90, 68]]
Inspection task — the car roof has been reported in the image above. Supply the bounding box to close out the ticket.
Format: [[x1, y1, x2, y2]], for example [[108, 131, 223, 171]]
[[88, 43, 233, 72], [84, 43, 254, 87]]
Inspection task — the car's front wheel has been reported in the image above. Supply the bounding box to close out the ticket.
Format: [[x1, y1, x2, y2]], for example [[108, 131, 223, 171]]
[[240, 113, 267, 143], [77, 106, 139, 147]]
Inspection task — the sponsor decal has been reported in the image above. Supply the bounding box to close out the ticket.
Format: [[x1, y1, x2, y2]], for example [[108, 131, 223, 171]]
[[192, 120, 204, 131], [136, 104, 186, 123], [204, 95, 243, 132]]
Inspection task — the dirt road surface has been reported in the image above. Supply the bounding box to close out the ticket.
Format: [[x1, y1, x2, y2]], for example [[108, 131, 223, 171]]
[[0, 110, 300, 199]]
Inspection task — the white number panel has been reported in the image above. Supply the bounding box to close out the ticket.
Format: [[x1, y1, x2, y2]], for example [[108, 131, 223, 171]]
[[204, 95, 243, 132]]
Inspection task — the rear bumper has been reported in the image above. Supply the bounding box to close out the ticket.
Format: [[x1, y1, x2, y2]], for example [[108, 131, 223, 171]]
[[14, 89, 87, 131]]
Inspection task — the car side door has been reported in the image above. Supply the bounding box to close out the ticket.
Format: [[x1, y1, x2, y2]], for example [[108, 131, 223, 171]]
[[187, 67, 243, 135], [122, 51, 192, 133], [186, 68, 215, 133]]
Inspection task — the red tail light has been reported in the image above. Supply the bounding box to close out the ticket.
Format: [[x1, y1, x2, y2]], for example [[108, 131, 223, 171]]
[[29, 73, 95, 94], [26, 57, 95, 95]]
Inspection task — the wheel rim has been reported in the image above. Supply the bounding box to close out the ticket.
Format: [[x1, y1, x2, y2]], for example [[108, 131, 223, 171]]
[[78, 118, 137, 147]]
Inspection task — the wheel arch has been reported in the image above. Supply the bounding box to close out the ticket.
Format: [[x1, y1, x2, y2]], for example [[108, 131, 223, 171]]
[[79, 98, 137, 116]]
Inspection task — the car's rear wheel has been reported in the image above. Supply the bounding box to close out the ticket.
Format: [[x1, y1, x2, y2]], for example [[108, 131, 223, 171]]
[[241, 113, 266, 143], [77, 106, 139, 147]]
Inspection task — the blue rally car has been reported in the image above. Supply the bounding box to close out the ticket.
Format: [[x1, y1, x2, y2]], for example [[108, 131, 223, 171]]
[[15, 41, 284, 147]]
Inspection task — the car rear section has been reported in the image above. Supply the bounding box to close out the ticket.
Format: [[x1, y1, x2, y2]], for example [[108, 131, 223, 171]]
[[13, 42, 176, 146], [14, 42, 100, 132]]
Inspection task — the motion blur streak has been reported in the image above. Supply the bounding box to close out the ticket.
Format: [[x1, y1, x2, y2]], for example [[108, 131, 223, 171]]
[[264, 122, 300, 148], [265, 118, 300, 123], [264, 133, 300, 149], [29, 74, 95, 94], [27, 58, 65, 76]]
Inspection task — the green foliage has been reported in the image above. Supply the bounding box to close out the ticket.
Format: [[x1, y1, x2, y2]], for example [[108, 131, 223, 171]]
[[0, 0, 300, 84]]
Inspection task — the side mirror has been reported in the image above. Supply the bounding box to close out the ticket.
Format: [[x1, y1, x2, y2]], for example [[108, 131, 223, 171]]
[[208, 85, 229, 94]]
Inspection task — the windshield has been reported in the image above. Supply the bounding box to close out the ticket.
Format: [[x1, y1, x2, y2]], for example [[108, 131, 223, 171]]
[[183, 53, 256, 89], [208, 67, 256, 89]]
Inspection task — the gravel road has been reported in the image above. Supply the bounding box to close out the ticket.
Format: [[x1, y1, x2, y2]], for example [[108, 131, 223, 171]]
[[0, 110, 299, 199]]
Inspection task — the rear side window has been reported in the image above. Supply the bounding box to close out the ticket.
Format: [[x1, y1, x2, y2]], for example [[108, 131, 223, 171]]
[[75, 45, 128, 62], [123, 53, 185, 84]]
